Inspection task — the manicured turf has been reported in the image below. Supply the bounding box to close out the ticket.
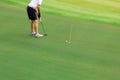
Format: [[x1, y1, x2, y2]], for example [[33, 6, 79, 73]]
[[1, 0, 120, 26], [0, 1, 120, 80]]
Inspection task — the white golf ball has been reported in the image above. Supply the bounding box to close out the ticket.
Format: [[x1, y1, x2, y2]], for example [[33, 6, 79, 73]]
[[66, 40, 68, 42], [65, 40, 71, 44]]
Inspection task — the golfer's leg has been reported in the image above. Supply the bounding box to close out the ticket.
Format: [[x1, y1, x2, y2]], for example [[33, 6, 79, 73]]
[[33, 20, 44, 38], [34, 20, 39, 34]]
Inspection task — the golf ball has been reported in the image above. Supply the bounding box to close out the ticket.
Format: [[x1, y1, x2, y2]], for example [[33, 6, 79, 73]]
[[66, 40, 68, 42], [65, 40, 71, 44]]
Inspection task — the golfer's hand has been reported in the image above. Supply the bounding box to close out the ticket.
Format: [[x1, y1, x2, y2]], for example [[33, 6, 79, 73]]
[[38, 13, 41, 19]]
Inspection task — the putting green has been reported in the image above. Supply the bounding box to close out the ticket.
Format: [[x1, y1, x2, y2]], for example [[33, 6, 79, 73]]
[[1, 0, 120, 26], [0, 1, 120, 80]]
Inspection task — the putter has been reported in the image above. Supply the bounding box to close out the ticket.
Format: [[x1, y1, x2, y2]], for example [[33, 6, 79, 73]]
[[40, 21, 48, 36], [65, 26, 73, 44]]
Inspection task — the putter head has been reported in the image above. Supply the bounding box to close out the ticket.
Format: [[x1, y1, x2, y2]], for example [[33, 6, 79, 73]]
[[44, 34, 48, 36]]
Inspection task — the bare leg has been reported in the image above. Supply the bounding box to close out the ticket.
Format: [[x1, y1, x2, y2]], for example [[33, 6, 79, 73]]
[[33, 20, 39, 34], [32, 20, 43, 38]]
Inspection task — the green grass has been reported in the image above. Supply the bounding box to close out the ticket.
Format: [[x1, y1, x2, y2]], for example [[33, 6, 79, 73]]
[[1, 0, 120, 26], [44, 0, 120, 26], [0, 1, 120, 80]]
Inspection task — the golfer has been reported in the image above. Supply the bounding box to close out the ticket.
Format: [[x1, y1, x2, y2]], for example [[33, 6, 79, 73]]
[[27, 0, 43, 38]]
